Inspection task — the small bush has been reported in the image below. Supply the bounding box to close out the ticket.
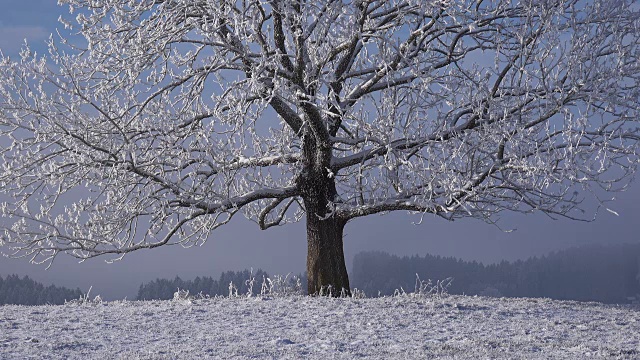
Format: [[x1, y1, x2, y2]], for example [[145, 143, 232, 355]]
[[65, 286, 103, 305]]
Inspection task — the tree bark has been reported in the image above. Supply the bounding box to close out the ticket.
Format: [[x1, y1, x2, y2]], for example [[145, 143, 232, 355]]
[[297, 106, 351, 296], [305, 203, 350, 296], [299, 165, 351, 296]]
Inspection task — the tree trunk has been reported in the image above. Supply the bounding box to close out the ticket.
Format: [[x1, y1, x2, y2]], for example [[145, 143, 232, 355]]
[[297, 113, 351, 296], [305, 206, 350, 296], [298, 164, 351, 296]]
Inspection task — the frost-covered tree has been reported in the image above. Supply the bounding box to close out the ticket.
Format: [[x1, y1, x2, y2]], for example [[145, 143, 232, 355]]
[[0, 0, 638, 295]]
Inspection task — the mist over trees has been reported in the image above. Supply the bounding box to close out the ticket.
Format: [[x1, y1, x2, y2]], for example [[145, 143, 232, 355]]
[[0, 274, 83, 305], [351, 244, 640, 304]]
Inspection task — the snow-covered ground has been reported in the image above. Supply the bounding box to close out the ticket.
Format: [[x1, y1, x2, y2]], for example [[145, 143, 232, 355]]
[[1, 294, 638, 359]]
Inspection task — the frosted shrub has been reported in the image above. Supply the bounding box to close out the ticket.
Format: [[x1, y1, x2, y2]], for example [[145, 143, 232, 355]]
[[65, 286, 103, 305], [318, 285, 334, 297], [315, 285, 365, 298], [392, 275, 453, 298], [414, 274, 453, 298], [172, 289, 193, 304], [244, 268, 257, 297], [228, 282, 239, 298], [350, 288, 366, 299], [260, 274, 304, 298], [226, 273, 302, 298]]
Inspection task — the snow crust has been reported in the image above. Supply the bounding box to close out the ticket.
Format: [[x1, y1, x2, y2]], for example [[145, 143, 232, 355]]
[[1, 295, 638, 359]]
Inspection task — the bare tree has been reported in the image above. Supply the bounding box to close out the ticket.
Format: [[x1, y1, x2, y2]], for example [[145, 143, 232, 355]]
[[0, 0, 638, 295]]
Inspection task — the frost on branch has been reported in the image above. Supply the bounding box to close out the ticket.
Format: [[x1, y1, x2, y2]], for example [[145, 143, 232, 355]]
[[0, 0, 638, 265]]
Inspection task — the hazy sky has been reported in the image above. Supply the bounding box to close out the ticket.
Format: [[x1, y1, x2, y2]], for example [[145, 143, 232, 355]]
[[0, 1, 638, 300]]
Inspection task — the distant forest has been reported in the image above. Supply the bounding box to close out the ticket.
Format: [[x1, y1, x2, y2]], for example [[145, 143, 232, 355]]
[[4, 244, 638, 305], [351, 244, 640, 303], [136, 244, 640, 303], [0, 275, 84, 305]]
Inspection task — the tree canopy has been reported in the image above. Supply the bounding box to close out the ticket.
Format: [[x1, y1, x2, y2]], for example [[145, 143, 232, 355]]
[[0, 0, 638, 294]]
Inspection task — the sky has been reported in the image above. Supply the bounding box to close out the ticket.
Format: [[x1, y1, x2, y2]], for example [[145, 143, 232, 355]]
[[0, 1, 638, 301]]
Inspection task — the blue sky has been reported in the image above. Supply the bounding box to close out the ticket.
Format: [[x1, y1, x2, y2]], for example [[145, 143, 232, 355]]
[[0, 2, 638, 300], [0, 1, 60, 56]]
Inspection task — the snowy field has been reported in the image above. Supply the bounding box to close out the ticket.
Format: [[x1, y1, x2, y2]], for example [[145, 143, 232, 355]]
[[1, 294, 639, 359]]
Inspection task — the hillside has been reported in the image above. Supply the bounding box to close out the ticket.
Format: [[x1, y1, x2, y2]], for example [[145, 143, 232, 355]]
[[0, 294, 638, 359]]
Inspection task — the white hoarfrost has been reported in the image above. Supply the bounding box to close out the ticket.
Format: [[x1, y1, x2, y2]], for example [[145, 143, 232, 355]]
[[0, 0, 638, 266], [0, 295, 638, 359]]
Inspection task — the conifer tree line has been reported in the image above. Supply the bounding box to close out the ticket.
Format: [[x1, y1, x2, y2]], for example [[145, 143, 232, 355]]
[[351, 244, 640, 303], [138, 244, 640, 303], [0, 275, 83, 305], [4, 243, 638, 305]]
